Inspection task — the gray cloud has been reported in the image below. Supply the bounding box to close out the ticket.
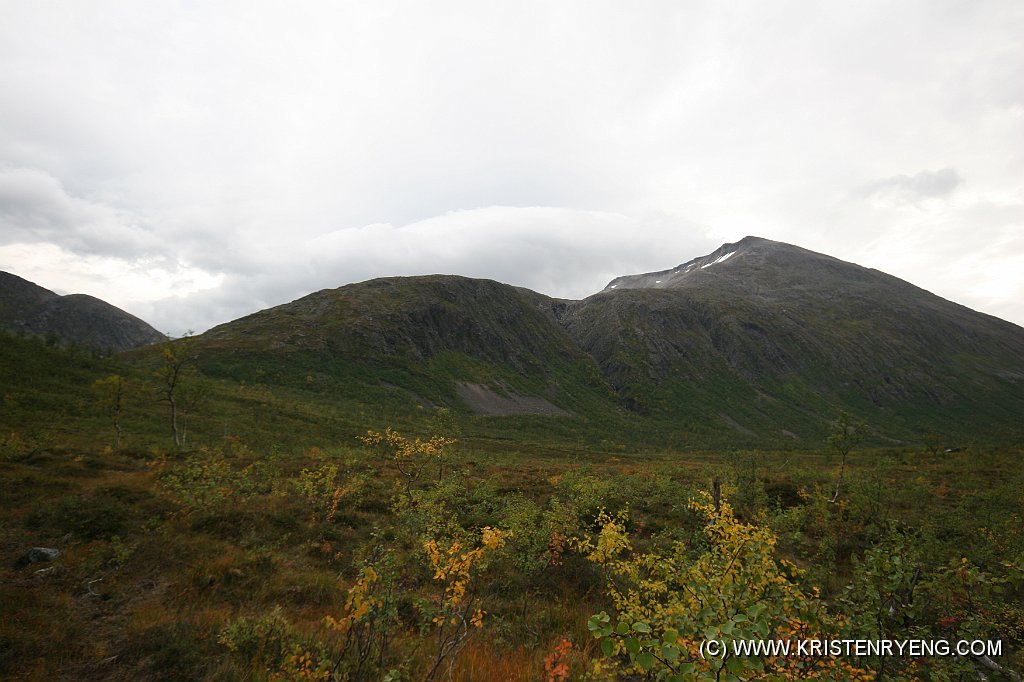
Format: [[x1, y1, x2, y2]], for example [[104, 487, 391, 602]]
[[0, 165, 164, 258], [857, 168, 964, 207]]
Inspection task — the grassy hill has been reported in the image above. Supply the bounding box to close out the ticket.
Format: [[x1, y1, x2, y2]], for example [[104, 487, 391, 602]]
[[6, 235, 1024, 456], [128, 237, 1024, 450]]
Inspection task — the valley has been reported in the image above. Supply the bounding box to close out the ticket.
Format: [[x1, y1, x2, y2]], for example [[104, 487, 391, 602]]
[[1, 238, 1022, 680]]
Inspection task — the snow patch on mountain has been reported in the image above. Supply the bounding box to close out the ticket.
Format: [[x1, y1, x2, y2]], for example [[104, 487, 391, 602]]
[[600, 237, 762, 292], [701, 250, 736, 269]]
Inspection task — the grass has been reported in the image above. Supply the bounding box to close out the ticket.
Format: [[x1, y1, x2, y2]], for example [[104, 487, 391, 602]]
[[2, 428, 1021, 679], [2, 331, 1023, 679]]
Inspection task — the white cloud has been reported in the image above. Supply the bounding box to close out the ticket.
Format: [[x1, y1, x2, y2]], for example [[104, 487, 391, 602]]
[[0, 241, 224, 329]]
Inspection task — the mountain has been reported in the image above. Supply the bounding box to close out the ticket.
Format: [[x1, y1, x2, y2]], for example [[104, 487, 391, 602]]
[[562, 236, 1024, 441], [186, 238, 1024, 446], [0, 271, 165, 352], [194, 276, 616, 425]]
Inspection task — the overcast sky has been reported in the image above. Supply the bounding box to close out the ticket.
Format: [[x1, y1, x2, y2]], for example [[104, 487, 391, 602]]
[[1, 1, 1021, 335]]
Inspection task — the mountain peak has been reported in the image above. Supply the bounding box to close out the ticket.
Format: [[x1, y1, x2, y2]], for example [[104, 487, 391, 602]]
[[603, 236, 774, 292], [600, 236, 906, 297]]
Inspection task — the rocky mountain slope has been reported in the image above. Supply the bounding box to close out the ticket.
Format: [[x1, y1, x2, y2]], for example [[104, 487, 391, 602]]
[[186, 237, 1024, 444], [194, 276, 615, 421], [563, 237, 1024, 440], [0, 271, 164, 352]]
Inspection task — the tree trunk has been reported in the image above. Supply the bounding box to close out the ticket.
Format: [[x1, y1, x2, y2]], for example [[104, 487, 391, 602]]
[[829, 452, 848, 503], [170, 398, 179, 446]]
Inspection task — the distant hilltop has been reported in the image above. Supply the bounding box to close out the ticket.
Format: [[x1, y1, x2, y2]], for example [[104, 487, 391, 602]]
[[0, 271, 164, 352]]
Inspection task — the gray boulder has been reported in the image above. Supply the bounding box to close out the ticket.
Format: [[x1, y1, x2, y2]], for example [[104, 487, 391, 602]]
[[15, 547, 60, 568]]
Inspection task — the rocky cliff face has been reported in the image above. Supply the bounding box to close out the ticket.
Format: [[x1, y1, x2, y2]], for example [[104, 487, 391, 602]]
[[0, 272, 165, 352]]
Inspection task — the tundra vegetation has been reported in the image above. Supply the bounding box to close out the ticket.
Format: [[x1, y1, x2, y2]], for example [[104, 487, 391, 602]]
[[1, 329, 1022, 681]]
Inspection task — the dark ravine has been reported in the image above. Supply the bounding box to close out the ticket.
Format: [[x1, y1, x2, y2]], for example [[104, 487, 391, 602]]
[[0, 271, 165, 352], [187, 237, 1024, 444]]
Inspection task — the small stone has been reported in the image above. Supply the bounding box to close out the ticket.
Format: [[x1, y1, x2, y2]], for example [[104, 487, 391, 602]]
[[28, 547, 60, 563], [15, 547, 60, 568]]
